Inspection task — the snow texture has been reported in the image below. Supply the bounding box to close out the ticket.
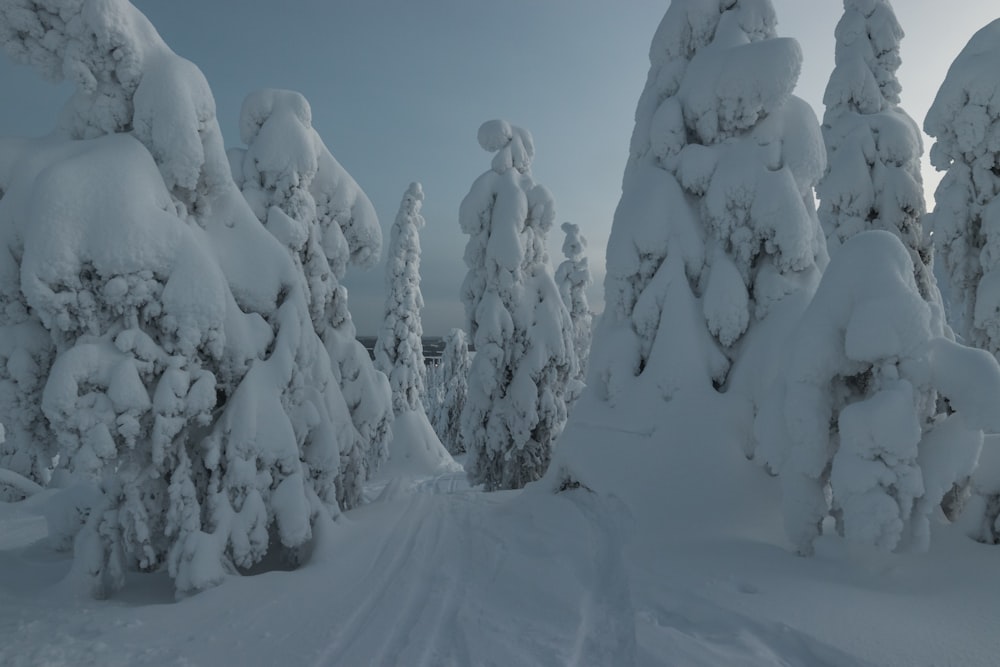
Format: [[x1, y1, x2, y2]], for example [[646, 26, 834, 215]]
[[754, 231, 1000, 555], [591, 0, 827, 408], [230, 88, 392, 493], [428, 328, 471, 455], [925, 18, 1000, 358], [459, 120, 578, 491], [0, 0, 379, 596], [555, 222, 593, 407], [374, 182, 428, 414], [817, 0, 942, 322]]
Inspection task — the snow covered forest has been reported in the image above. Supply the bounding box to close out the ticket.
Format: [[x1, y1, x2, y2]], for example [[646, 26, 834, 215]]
[[3, 0, 1000, 665]]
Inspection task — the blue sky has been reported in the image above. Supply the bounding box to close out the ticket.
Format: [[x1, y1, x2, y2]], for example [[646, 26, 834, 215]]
[[0, 1, 996, 335]]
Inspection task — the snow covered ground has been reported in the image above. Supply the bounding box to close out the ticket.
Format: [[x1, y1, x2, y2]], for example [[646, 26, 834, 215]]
[[4, 395, 1000, 666]]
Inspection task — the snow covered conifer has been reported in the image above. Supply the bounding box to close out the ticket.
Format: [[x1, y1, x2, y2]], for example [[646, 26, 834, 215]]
[[459, 120, 577, 491], [755, 231, 1000, 555], [555, 222, 592, 403], [591, 0, 826, 406], [925, 19, 1000, 358], [374, 182, 427, 413], [818, 0, 940, 312], [0, 0, 369, 596], [229, 89, 392, 493], [430, 328, 470, 455]]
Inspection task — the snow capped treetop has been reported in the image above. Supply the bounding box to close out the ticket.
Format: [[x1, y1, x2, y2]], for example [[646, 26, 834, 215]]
[[924, 19, 1000, 353], [560, 222, 586, 261], [478, 119, 535, 174], [825, 0, 904, 113], [233, 88, 381, 273]]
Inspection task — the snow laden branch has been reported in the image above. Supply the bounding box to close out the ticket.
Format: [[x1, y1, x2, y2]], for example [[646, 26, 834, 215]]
[[460, 120, 578, 491]]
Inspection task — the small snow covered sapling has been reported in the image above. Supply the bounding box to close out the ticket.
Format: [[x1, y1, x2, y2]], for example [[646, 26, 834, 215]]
[[375, 182, 428, 414], [755, 231, 1000, 555], [555, 222, 592, 406], [591, 0, 826, 407], [459, 120, 577, 491], [429, 328, 471, 455], [818, 0, 940, 314]]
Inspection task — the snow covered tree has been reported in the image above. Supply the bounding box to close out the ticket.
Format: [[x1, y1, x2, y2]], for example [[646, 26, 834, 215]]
[[925, 19, 1000, 543], [925, 18, 1000, 358], [755, 231, 1000, 555], [228, 89, 392, 495], [817, 0, 941, 314], [429, 328, 470, 455], [374, 182, 427, 413], [555, 222, 592, 404], [0, 0, 371, 596], [591, 0, 827, 407], [459, 120, 577, 491]]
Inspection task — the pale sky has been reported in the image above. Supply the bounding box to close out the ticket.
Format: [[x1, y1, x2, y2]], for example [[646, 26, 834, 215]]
[[0, 1, 996, 335]]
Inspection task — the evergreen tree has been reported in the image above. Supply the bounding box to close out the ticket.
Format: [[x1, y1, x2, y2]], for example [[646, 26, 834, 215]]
[[591, 0, 827, 406], [459, 120, 577, 491], [555, 222, 592, 405], [429, 328, 470, 455], [374, 182, 428, 414], [818, 0, 941, 315]]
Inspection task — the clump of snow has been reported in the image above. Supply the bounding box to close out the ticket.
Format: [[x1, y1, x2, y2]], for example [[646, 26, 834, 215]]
[[754, 231, 1000, 555], [591, 0, 826, 410], [460, 120, 578, 491], [817, 0, 941, 321]]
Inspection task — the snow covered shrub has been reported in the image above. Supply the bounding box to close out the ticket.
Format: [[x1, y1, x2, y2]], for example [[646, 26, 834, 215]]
[[925, 18, 1000, 357], [591, 0, 826, 405], [229, 89, 392, 496], [555, 222, 592, 405], [817, 0, 940, 314], [0, 0, 372, 596], [459, 120, 577, 491], [755, 231, 1000, 555], [429, 328, 470, 455], [374, 182, 428, 414]]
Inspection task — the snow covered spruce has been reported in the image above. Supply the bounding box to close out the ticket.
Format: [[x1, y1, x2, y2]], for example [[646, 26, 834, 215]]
[[459, 120, 578, 491], [755, 231, 1000, 555], [373, 183, 457, 478], [555, 222, 593, 407], [590, 0, 827, 406], [429, 328, 471, 456], [229, 88, 392, 501], [0, 0, 386, 596], [817, 0, 941, 314], [925, 18, 1000, 543]]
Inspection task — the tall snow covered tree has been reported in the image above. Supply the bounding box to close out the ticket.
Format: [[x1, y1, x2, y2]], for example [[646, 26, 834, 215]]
[[590, 0, 827, 407], [459, 120, 577, 491], [817, 0, 941, 314], [755, 231, 1000, 555], [555, 222, 592, 403], [429, 327, 470, 455], [228, 89, 392, 495], [374, 182, 427, 413], [925, 19, 1000, 543], [0, 0, 371, 596], [925, 19, 1000, 358]]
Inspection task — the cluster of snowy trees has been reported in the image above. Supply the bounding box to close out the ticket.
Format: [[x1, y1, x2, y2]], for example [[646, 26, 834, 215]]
[[558, 0, 1000, 558], [7, 0, 1000, 597]]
